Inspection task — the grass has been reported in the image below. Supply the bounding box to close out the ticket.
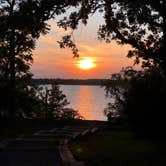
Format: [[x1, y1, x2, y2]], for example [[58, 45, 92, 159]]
[[69, 124, 166, 166]]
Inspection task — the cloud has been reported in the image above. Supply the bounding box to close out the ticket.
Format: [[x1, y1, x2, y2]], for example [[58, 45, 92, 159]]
[[78, 44, 95, 52]]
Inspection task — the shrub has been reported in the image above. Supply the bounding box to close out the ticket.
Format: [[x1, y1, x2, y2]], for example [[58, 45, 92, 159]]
[[104, 67, 166, 136]]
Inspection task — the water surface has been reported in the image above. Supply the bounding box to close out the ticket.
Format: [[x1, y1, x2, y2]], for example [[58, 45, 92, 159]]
[[44, 85, 110, 121], [61, 85, 109, 120]]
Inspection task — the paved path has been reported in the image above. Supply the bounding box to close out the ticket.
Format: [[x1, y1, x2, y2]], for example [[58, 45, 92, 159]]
[[0, 150, 62, 166], [0, 121, 105, 166], [0, 132, 62, 166]]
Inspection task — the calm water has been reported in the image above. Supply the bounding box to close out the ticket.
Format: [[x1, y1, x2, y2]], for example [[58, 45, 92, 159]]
[[44, 85, 110, 121]]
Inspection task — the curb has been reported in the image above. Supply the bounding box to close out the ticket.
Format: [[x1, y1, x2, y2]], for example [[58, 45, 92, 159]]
[[58, 127, 99, 166], [58, 143, 84, 166]]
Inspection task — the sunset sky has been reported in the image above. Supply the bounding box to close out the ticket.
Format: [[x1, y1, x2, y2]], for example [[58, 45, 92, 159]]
[[32, 13, 135, 79]]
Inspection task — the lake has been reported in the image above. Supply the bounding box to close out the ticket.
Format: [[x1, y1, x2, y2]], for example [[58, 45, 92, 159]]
[[44, 85, 110, 121]]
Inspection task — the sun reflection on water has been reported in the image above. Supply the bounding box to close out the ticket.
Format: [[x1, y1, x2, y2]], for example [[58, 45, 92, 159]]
[[60, 85, 109, 121]]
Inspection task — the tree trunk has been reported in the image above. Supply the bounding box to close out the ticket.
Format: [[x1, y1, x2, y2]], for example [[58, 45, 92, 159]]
[[8, 0, 16, 118], [44, 89, 49, 118]]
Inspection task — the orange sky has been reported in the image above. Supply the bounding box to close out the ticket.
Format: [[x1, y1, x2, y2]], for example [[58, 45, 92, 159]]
[[32, 14, 136, 79]]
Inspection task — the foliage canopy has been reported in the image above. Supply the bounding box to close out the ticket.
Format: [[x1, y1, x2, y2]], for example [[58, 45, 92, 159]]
[[58, 0, 166, 74], [0, 0, 67, 117]]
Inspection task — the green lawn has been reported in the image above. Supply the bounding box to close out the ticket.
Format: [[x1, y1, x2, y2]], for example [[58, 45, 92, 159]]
[[69, 126, 166, 166]]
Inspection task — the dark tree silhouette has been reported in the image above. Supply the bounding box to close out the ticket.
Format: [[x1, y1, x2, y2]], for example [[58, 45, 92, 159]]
[[0, 0, 67, 118], [37, 82, 69, 119], [1, 0, 165, 123], [56, 0, 166, 135], [104, 66, 166, 136], [58, 0, 165, 75]]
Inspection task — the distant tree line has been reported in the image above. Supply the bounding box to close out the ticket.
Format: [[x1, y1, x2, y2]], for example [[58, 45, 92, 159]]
[[32, 79, 109, 86]]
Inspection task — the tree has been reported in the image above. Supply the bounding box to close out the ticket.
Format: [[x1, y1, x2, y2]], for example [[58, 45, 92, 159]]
[[104, 66, 166, 136], [58, 0, 166, 75], [52, 0, 166, 135], [0, 0, 67, 118], [37, 82, 69, 119], [1, 0, 165, 122], [56, 0, 166, 134], [104, 67, 135, 120]]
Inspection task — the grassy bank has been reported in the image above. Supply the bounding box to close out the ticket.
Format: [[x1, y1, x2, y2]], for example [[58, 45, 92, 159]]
[[69, 124, 166, 166]]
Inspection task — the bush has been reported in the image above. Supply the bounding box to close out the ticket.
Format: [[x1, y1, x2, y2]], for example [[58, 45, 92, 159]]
[[105, 67, 166, 136]]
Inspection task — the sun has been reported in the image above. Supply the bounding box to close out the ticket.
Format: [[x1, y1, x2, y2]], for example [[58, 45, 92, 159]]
[[77, 58, 96, 70]]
